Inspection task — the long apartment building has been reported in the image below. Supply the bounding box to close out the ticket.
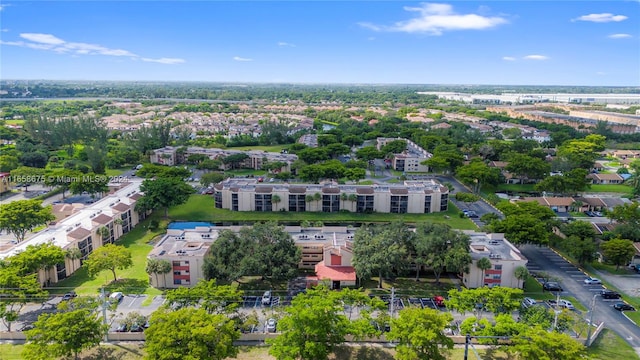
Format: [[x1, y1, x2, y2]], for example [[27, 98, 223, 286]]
[[376, 137, 432, 173], [462, 232, 528, 289], [150, 146, 297, 172], [213, 178, 449, 214], [147, 224, 358, 288], [0, 180, 146, 286]]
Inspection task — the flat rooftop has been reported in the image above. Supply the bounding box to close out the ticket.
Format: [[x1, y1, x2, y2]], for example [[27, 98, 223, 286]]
[[463, 231, 526, 262]]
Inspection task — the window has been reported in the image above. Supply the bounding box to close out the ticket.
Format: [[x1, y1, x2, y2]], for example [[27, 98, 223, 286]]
[[254, 194, 272, 212], [356, 195, 374, 213], [440, 194, 448, 212], [494, 265, 502, 270], [289, 194, 306, 212], [322, 194, 340, 213], [231, 193, 238, 211], [492, 275, 501, 279], [214, 191, 222, 209], [395, 159, 405, 171], [390, 195, 408, 214], [424, 195, 432, 213]]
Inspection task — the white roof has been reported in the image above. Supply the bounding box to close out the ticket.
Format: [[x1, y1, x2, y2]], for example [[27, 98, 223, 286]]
[[0, 180, 143, 259]]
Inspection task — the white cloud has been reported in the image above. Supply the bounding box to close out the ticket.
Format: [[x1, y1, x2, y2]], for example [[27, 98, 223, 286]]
[[367, 37, 376, 41], [233, 56, 253, 62], [141, 57, 186, 64], [21, 33, 65, 45], [0, 32, 185, 64], [523, 55, 549, 60], [358, 3, 508, 35], [277, 41, 296, 47], [608, 33, 632, 39], [502, 56, 516, 61], [1, 29, 9, 32], [596, 71, 606, 75], [573, 13, 628, 23]]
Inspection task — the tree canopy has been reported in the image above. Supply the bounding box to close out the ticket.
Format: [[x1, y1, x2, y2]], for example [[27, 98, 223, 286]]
[[136, 177, 195, 218], [0, 200, 55, 243], [83, 244, 133, 282]]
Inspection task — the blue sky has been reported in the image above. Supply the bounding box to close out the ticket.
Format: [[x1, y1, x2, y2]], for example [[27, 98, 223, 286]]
[[1, 1, 638, 86]]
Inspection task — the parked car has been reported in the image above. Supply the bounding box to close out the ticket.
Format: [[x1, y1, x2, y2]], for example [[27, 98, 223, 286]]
[[109, 292, 124, 303], [543, 282, 563, 292], [584, 277, 602, 285], [548, 299, 574, 310], [266, 318, 277, 333], [18, 324, 34, 332], [614, 303, 636, 311], [61, 291, 77, 301], [522, 297, 537, 308], [115, 324, 128, 332], [434, 295, 446, 307], [601, 290, 621, 299], [130, 323, 144, 332], [262, 291, 272, 306]]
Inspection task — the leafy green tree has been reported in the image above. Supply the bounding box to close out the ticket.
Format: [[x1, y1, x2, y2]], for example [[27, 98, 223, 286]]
[[386, 307, 454, 360], [297, 148, 329, 164], [607, 202, 640, 227], [165, 279, 244, 315], [221, 153, 250, 169], [511, 327, 586, 360], [355, 146, 382, 162], [199, 172, 224, 187], [8, 242, 65, 287], [352, 222, 410, 288], [267, 287, 350, 360], [22, 308, 107, 360], [446, 287, 523, 318], [43, 168, 83, 199], [84, 244, 133, 282], [0, 155, 19, 172], [455, 159, 501, 193], [0, 200, 55, 243], [601, 238, 636, 270], [381, 140, 407, 154], [68, 173, 109, 197], [144, 308, 240, 360], [514, 266, 529, 288], [0, 269, 46, 331], [9, 166, 46, 191], [411, 223, 471, 284], [505, 154, 550, 182], [135, 177, 194, 218]]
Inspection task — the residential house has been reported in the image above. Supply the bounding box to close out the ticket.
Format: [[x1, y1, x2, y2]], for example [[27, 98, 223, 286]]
[[587, 173, 624, 185], [463, 232, 528, 289]]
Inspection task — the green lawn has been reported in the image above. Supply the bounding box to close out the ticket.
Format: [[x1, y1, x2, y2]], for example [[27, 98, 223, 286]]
[[588, 262, 635, 276], [625, 311, 640, 325], [226, 144, 289, 153], [590, 184, 632, 194], [588, 329, 640, 360], [492, 184, 536, 192], [105, 167, 130, 177], [523, 277, 554, 300], [50, 215, 166, 297], [363, 276, 456, 297], [169, 195, 477, 229]]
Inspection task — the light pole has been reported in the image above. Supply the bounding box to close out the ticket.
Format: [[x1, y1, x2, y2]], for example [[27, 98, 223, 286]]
[[586, 294, 598, 345]]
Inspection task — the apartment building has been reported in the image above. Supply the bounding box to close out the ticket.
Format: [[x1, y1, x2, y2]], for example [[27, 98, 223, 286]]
[[147, 224, 358, 288], [150, 146, 297, 172], [0, 172, 11, 193], [0, 180, 145, 286], [462, 232, 528, 289], [376, 137, 432, 173], [213, 178, 449, 214]]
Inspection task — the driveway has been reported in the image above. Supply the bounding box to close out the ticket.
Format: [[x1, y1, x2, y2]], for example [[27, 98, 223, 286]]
[[521, 244, 640, 354]]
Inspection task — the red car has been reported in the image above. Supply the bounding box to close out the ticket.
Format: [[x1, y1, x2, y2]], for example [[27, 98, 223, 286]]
[[434, 295, 446, 307]]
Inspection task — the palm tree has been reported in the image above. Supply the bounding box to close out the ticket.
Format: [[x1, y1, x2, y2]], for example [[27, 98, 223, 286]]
[[305, 195, 314, 211], [313, 192, 322, 212], [146, 259, 173, 288], [271, 194, 281, 211], [340, 193, 348, 210], [348, 194, 358, 212], [98, 226, 111, 244], [514, 266, 529, 289], [65, 247, 82, 274], [477, 257, 492, 287]]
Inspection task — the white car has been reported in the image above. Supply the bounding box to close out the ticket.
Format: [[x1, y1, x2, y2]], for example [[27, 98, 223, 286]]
[[261, 291, 272, 306], [521, 297, 537, 308], [558, 299, 575, 310], [584, 277, 602, 285], [109, 292, 124, 303]]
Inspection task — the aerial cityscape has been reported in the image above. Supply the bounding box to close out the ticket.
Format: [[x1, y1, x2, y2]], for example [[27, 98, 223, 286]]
[[1, 0, 640, 360]]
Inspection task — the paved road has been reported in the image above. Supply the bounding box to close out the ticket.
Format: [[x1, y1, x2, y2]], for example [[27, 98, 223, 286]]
[[521, 244, 640, 355]]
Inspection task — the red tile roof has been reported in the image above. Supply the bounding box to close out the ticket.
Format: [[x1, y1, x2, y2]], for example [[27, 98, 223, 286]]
[[314, 263, 356, 282]]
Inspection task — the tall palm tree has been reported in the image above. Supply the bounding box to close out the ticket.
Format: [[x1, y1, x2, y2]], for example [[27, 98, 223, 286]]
[[477, 257, 492, 287], [65, 247, 82, 274], [340, 193, 348, 210], [348, 194, 358, 212], [313, 192, 322, 212], [271, 194, 281, 211], [514, 266, 529, 289]]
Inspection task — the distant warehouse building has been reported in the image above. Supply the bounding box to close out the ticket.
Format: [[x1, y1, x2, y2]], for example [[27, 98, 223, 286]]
[[212, 178, 449, 214]]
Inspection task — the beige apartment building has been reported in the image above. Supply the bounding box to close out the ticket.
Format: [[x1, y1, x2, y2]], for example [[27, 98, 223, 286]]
[[0, 181, 146, 286], [376, 137, 432, 173], [213, 179, 449, 214], [462, 232, 528, 289], [150, 146, 297, 172]]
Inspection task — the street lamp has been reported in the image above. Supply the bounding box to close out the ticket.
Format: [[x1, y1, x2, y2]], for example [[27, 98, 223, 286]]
[[585, 294, 598, 345]]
